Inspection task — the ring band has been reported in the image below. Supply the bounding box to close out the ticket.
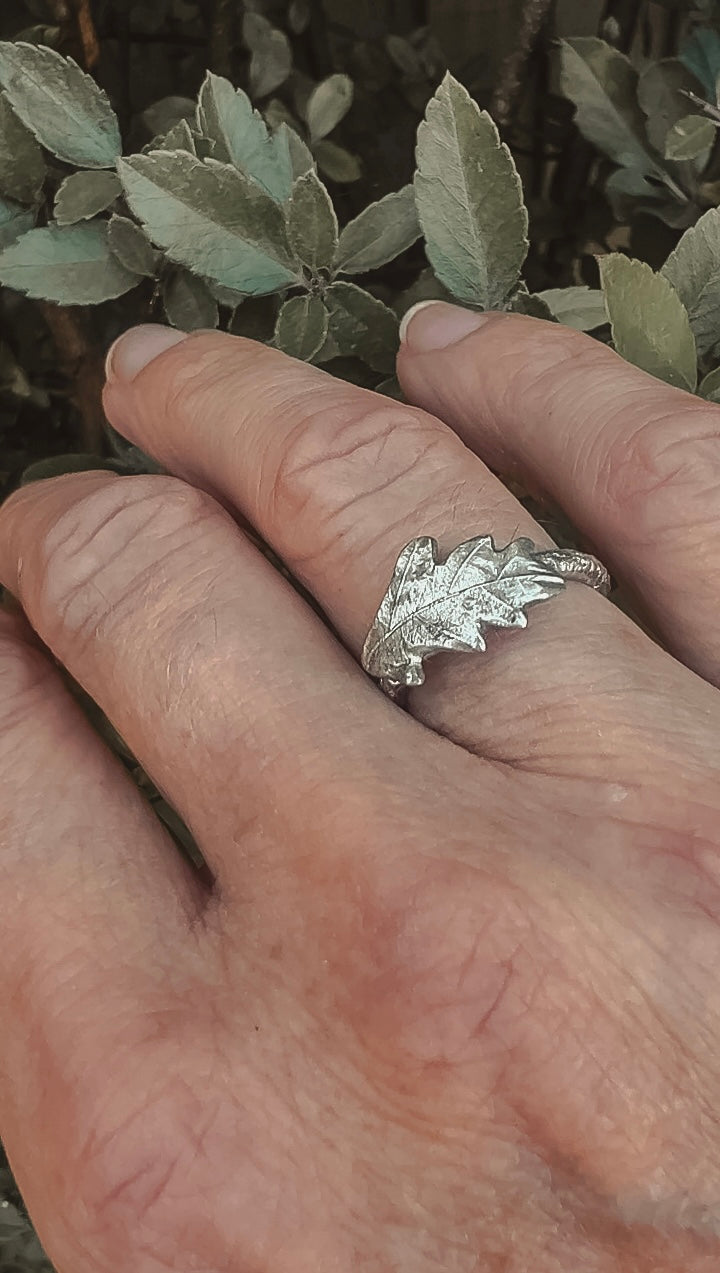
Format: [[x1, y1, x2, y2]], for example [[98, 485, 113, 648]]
[[361, 534, 610, 700]]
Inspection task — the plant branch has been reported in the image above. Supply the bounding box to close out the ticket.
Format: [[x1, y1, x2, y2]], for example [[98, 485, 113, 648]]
[[39, 305, 107, 453], [491, 0, 554, 128], [46, 0, 100, 68]]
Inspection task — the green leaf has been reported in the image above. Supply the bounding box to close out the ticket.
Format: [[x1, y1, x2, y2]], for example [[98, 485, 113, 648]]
[[0, 221, 138, 303], [0, 194, 35, 248], [196, 72, 292, 203], [107, 213, 160, 277], [54, 169, 121, 225], [559, 39, 660, 175], [321, 281, 399, 373], [142, 95, 195, 137], [637, 59, 706, 156], [230, 294, 279, 342], [243, 14, 292, 98], [287, 170, 338, 273], [337, 185, 420, 274], [679, 28, 720, 98], [0, 93, 44, 204], [698, 365, 720, 402], [662, 207, 720, 356], [385, 35, 425, 79], [306, 74, 354, 143], [664, 114, 716, 161], [288, 0, 311, 34], [154, 118, 198, 154], [510, 290, 556, 320], [0, 41, 121, 168], [314, 139, 361, 183], [274, 293, 329, 360], [281, 122, 315, 178], [414, 72, 528, 309], [118, 151, 299, 295], [537, 285, 608, 330], [163, 270, 219, 330], [598, 253, 697, 390]]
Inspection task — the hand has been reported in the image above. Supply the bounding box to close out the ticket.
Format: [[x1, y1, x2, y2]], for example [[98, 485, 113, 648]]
[[2, 301, 720, 1273]]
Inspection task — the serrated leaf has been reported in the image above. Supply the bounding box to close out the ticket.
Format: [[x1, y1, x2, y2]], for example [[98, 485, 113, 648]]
[[196, 72, 292, 203], [0, 41, 120, 168], [599, 253, 697, 390], [243, 15, 292, 98], [155, 118, 198, 154], [274, 293, 328, 360], [107, 214, 160, 277], [119, 151, 299, 295], [664, 114, 716, 160], [537, 286, 608, 330], [559, 39, 661, 175], [337, 185, 420, 274], [321, 280, 399, 373], [662, 207, 720, 355], [306, 74, 354, 143], [287, 170, 338, 273], [414, 72, 528, 309], [698, 365, 720, 402], [163, 270, 219, 330], [510, 290, 555, 320], [54, 169, 121, 225], [0, 221, 138, 303], [0, 194, 35, 248], [0, 93, 44, 204], [314, 139, 361, 183], [281, 122, 315, 178], [361, 534, 565, 690]]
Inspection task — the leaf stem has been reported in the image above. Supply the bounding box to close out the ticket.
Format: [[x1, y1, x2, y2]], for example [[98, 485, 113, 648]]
[[39, 305, 107, 453]]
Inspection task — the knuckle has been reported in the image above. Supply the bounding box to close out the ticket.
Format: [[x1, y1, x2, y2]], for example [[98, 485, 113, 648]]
[[342, 853, 539, 1075], [600, 402, 720, 538], [31, 475, 219, 646], [265, 400, 450, 566]]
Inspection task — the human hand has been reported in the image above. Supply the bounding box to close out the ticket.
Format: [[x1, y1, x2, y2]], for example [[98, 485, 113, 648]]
[[2, 301, 720, 1272]]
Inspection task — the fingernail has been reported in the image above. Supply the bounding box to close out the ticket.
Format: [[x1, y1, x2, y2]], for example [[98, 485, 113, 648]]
[[399, 300, 492, 352], [105, 324, 190, 383]]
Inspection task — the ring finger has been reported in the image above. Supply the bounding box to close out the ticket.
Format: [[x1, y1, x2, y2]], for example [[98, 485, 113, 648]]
[[101, 326, 716, 776]]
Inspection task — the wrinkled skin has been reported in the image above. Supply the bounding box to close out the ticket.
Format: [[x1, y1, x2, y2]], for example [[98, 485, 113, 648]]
[[2, 303, 720, 1271]]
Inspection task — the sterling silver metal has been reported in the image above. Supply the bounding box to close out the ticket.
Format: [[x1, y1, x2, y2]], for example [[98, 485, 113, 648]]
[[361, 534, 610, 699]]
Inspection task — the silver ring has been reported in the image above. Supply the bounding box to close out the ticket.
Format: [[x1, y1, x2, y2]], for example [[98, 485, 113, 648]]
[[361, 533, 610, 700]]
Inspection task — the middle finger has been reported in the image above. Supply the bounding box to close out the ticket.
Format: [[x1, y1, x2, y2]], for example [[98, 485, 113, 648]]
[[103, 328, 716, 775]]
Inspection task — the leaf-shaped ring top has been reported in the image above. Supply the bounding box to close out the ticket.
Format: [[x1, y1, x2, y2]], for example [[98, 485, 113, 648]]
[[361, 534, 610, 699]]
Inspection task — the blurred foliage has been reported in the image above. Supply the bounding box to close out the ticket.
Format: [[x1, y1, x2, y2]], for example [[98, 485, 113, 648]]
[[4, 1, 720, 1268]]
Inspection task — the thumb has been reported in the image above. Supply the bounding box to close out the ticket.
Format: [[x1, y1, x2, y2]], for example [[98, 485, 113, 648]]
[[395, 301, 720, 682]]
